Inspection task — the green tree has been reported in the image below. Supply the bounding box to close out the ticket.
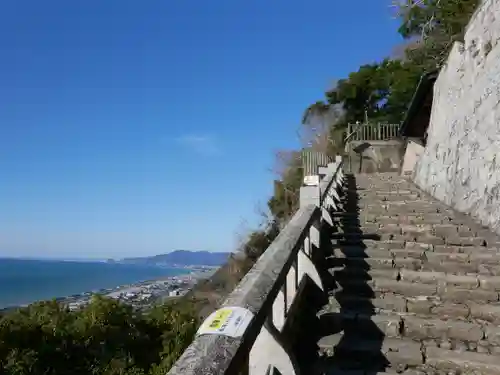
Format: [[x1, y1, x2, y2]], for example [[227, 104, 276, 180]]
[[324, 59, 422, 125], [396, 0, 480, 69], [0, 296, 197, 375]]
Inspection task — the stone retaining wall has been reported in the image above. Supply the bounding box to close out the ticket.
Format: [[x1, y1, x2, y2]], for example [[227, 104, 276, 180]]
[[413, 0, 500, 234]]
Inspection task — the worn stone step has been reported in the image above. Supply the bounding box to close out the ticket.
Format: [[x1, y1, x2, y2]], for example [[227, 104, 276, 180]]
[[358, 189, 419, 195], [332, 242, 488, 261], [362, 204, 455, 215], [329, 253, 482, 274], [479, 265, 500, 276], [419, 260, 480, 273], [331, 244, 500, 266], [409, 242, 493, 253], [363, 200, 450, 208], [353, 195, 423, 201], [330, 246, 423, 259], [334, 277, 500, 303], [310, 357, 413, 375], [332, 266, 500, 294], [317, 307, 487, 344], [426, 347, 500, 375], [325, 293, 407, 314], [329, 246, 494, 274], [346, 182, 413, 189], [444, 235, 488, 246], [368, 214, 455, 225], [356, 194, 422, 202], [331, 231, 463, 245], [333, 239, 406, 250], [327, 256, 414, 271], [401, 315, 485, 343], [330, 234, 384, 243], [335, 223, 481, 239], [325, 292, 500, 323], [333, 279, 432, 299], [317, 335, 424, 368], [311, 358, 427, 375], [332, 266, 497, 288], [359, 207, 448, 216], [329, 266, 397, 282], [318, 311, 401, 339], [335, 226, 381, 235], [372, 223, 480, 237], [399, 269, 479, 287], [354, 179, 411, 185], [406, 243, 500, 258], [384, 233, 487, 247]]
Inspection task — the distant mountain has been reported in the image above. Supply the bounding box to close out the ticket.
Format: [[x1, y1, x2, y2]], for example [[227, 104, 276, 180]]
[[119, 250, 230, 267]]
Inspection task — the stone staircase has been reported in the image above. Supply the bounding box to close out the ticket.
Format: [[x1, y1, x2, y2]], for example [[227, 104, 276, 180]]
[[311, 172, 500, 375]]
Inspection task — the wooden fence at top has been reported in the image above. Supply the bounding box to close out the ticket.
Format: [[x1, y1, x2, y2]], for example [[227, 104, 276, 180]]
[[346, 123, 400, 141]]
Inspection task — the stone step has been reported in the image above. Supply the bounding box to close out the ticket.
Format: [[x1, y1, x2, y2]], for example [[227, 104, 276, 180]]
[[312, 344, 500, 375], [411, 242, 500, 253], [361, 204, 455, 215], [329, 249, 500, 276], [311, 358, 422, 375], [330, 266, 500, 290], [332, 273, 500, 305], [364, 213, 455, 225], [335, 223, 472, 237], [326, 288, 500, 323], [332, 239, 406, 250], [425, 347, 500, 375], [331, 232, 487, 247], [317, 308, 489, 345], [345, 184, 415, 191], [330, 254, 488, 274], [356, 194, 422, 202], [317, 335, 424, 368], [358, 189, 418, 195], [327, 255, 420, 271], [333, 277, 500, 303], [330, 246, 422, 259], [329, 244, 500, 264], [354, 182, 413, 188]]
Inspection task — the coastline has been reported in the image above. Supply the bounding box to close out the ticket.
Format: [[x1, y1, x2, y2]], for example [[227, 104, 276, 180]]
[[0, 265, 218, 314]]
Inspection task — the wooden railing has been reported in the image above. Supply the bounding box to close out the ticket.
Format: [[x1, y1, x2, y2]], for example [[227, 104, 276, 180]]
[[167, 161, 345, 375], [346, 122, 400, 141]]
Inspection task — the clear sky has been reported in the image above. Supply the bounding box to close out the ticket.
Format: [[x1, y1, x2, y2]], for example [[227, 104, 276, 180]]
[[0, 1, 403, 259]]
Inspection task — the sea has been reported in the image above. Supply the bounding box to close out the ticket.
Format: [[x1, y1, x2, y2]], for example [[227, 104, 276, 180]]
[[0, 258, 191, 309]]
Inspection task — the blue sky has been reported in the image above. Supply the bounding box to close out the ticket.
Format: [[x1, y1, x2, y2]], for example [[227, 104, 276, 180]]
[[0, 1, 403, 259]]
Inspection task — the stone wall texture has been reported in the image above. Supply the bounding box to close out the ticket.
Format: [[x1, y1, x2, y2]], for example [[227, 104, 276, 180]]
[[413, 0, 500, 234]]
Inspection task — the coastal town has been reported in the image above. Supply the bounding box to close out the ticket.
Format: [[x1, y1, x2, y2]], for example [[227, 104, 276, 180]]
[[64, 266, 217, 311]]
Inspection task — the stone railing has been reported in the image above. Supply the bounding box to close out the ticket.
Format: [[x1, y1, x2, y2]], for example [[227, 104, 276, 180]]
[[167, 160, 345, 375], [347, 122, 400, 141]]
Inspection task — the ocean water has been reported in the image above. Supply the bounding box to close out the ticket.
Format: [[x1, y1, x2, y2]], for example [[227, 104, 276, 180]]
[[0, 258, 191, 309]]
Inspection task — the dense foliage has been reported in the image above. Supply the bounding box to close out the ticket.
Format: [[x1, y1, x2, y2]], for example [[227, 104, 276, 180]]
[[1, 1, 481, 374], [0, 296, 197, 375]]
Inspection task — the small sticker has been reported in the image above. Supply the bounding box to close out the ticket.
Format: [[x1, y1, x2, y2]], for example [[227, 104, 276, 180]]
[[196, 306, 254, 338]]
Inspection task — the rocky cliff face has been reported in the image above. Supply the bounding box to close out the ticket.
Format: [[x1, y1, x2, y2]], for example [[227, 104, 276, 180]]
[[413, 0, 500, 234]]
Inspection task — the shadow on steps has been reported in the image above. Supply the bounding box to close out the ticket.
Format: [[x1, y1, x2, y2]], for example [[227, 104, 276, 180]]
[[312, 174, 390, 374]]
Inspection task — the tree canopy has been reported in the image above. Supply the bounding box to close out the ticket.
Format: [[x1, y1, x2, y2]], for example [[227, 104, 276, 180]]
[[0, 296, 197, 375]]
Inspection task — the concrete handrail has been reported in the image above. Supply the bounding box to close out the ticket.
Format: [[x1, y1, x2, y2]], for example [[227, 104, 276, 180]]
[[167, 162, 345, 375]]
